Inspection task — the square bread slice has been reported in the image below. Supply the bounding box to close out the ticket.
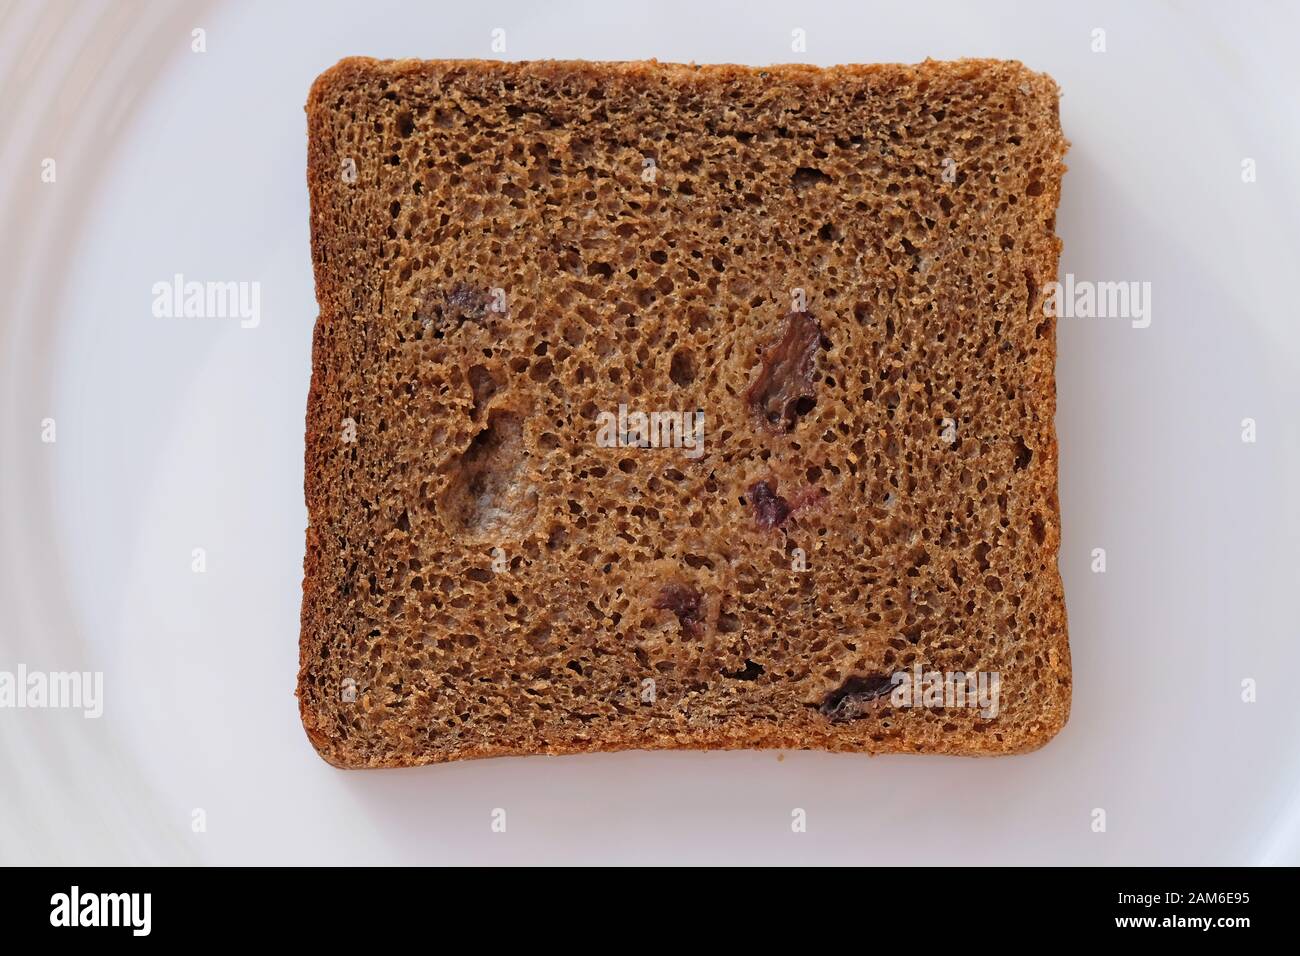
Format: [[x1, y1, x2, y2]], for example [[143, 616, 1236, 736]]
[[300, 58, 1070, 768]]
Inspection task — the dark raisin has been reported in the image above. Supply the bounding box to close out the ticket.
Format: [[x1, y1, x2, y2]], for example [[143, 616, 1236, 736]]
[[744, 311, 826, 432], [417, 283, 495, 334], [722, 659, 765, 681], [444, 283, 492, 322], [749, 479, 792, 530], [818, 673, 897, 722], [652, 582, 705, 637], [788, 484, 827, 516]]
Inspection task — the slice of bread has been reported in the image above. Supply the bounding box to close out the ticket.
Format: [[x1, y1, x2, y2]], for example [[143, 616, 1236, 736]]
[[300, 58, 1071, 768]]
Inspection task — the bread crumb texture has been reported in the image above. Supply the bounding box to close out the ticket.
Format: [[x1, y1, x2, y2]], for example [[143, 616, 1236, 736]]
[[300, 58, 1071, 767]]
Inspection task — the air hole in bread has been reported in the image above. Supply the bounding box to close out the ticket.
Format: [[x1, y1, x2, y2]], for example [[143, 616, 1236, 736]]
[[438, 411, 537, 542], [792, 166, 831, 190], [669, 348, 696, 387]]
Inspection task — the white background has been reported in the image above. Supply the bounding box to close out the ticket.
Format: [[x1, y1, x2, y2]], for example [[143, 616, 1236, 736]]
[[1, 0, 1297, 865]]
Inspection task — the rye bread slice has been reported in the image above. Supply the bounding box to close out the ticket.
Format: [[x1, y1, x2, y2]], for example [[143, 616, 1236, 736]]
[[300, 58, 1071, 767]]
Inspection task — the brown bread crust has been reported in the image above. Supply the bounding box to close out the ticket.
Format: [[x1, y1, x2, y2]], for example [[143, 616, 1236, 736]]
[[300, 58, 1071, 768]]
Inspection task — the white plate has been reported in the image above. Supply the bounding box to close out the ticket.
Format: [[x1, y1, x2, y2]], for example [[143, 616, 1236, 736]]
[[2, 0, 1298, 865]]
